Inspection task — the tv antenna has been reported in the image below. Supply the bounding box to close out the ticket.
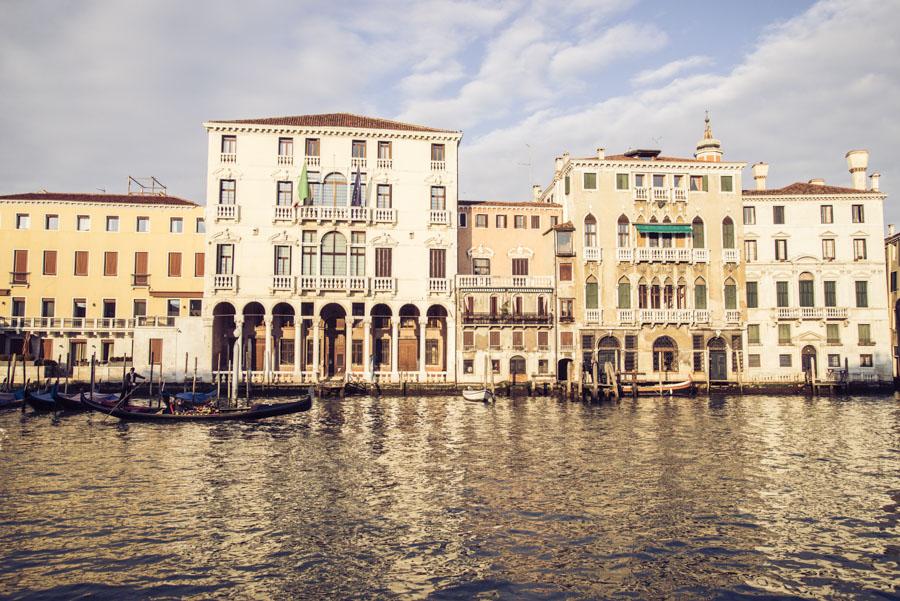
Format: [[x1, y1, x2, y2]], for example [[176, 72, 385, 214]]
[[517, 143, 533, 185]]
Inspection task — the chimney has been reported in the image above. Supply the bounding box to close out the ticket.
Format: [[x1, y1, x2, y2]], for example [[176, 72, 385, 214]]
[[555, 151, 570, 174], [751, 162, 768, 191], [808, 178, 825, 186], [889, 223, 895, 236], [845, 149, 869, 190], [532, 185, 542, 200], [597, 147, 605, 160], [870, 172, 880, 192]]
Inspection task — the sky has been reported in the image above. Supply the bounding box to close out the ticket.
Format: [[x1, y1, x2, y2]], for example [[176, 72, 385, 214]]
[[2, 0, 899, 221]]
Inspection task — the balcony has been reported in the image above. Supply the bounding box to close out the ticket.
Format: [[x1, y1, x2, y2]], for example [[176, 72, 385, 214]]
[[673, 188, 687, 202], [277, 154, 293, 166], [9, 271, 29, 286], [455, 275, 554, 289], [372, 277, 396, 294], [0, 317, 176, 332], [725, 310, 741, 323], [777, 307, 849, 320], [351, 157, 367, 169], [692, 248, 710, 263], [131, 274, 150, 287], [616, 247, 633, 262], [723, 248, 740, 263], [220, 153, 236, 163], [273, 206, 295, 222], [429, 210, 449, 225], [372, 208, 396, 223], [429, 278, 450, 295], [583, 247, 601, 262], [306, 156, 320, 167], [297, 206, 369, 222], [638, 309, 697, 325], [825, 307, 848, 320], [272, 275, 295, 292], [461, 312, 553, 325], [299, 276, 368, 293], [585, 308, 602, 324], [617, 309, 635, 324], [431, 160, 446, 171], [634, 187, 649, 201], [214, 274, 237, 291], [216, 204, 239, 221], [376, 158, 392, 169], [633, 247, 692, 263], [652, 187, 669, 202], [695, 309, 710, 323]]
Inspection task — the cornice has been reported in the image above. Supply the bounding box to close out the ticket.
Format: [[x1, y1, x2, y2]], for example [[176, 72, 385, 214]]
[[203, 122, 463, 143]]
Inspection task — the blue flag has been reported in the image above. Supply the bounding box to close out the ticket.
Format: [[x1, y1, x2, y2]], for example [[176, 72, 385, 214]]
[[351, 167, 363, 206]]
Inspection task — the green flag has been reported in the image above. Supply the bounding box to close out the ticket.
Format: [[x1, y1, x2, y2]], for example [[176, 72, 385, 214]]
[[296, 163, 310, 206]]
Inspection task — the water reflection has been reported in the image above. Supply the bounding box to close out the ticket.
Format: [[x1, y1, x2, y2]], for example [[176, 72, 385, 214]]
[[0, 395, 897, 599]]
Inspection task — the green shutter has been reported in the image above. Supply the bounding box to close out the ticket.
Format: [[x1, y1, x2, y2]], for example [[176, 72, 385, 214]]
[[586, 282, 599, 309], [618, 282, 631, 308], [564, 176, 570, 195], [725, 285, 737, 310], [746, 282, 758, 308], [702, 175, 709, 191], [695, 285, 707, 310]]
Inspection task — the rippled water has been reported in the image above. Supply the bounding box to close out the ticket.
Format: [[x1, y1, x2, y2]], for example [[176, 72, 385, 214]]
[[0, 394, 898, 600]]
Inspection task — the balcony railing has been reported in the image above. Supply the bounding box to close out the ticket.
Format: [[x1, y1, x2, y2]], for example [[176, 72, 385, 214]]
[[297, 206, 369, 222], [214, 274, 237, 291], [585, 308, 602, 323], [634, 247, 692, 263], [634, 187, 649, 201], [431, 160, 446, 171], [583, 247, 601, 262], [617, 309, 635, 324], [429, 278, 450, 294], [673, 188, 687, 201], [723, 248, 740, 263], [0, 316, 176, 331], [277, 154, 293, 165], [220, 153, 236, 163], [372, 277, 396, 293], [652, 187, 669, 202], [132, 274, 150, 287], [621, 309, 711, 325], [372, 208, 396, 223], [273, 206, 295, 222], [216, 204, 238, 220], [10, 272, 29, 285], [299, 276, 367, 293], [825, 307, 848, 320], [376, 158, 392, 169], [306, 156, 320, 167], [725, 310, 741, 323], [692, 248, 709, 263], [351, 157, 367, 169], [778, 307, 849, 320], [429, 210, 449, 225], [455, 275, 554, 289], [616, 247, 633, 262], [272, 275, 295, 292], [461, 312, 553, 325], [695, 309, 710, 323]]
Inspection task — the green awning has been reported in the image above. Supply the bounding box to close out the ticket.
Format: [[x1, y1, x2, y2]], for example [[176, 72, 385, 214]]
[[635, 223, 692, 234]]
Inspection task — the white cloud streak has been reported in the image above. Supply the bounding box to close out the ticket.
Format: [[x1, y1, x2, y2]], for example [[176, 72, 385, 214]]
[[631, 55, 714, 87]]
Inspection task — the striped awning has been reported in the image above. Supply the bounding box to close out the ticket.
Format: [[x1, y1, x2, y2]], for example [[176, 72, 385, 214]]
[[635, 223, 692, 234]]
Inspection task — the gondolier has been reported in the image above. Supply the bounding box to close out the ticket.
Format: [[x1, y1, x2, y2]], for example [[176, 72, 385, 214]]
[[121, 367, 146, 397]]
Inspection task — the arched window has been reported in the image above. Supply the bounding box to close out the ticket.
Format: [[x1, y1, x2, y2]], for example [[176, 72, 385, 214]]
[[322, 173, 348, 207], [692, 217, 705, 248], [537, 295, 548, 316], [650, 278, 661, 309], [799, 272, 815, 307], [584, 215, 597, 248], [653, 336, 678, 371], [694, 277, 708, 310], [585, 276, 599, 309], [510, 355, 526, 376], [513, 295, 523, 315], [617, 276, 631, 309], [722, 217, 735, 249], [464, 295, 474, 315], [724, 277, 737, 310], [638, 277, 648, 309], [663, 278, 674, 309], [617, 215, 630, 247], [320, 232, 347, 276], [677, 278, 687, 309]]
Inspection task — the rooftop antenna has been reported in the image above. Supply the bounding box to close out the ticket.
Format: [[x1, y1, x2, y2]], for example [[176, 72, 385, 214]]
[[96, 188, 106, 193], [517, 143, 533, 186], [127, 176, 167, 196]]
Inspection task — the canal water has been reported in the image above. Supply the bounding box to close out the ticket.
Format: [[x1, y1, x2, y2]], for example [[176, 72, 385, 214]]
[[0, 395, 897, 600]]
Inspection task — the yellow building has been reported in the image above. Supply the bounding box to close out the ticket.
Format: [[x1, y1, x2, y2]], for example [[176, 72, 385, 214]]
[[0, 191, 205, 371]]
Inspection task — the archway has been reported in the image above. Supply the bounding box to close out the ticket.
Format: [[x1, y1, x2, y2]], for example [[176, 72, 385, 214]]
[[510, 355, 526, 384], [801, 345, 817, 378], [242, 302, 266, 371], [426, 305, 448, 372], [653, 336, 678, 372], [371, 304, 392, 373], [211, 302, 236, 372], [597, 336, 620, 379], [272, 302, 295, 372], [398, 304, 421, 372], [558, 358, 574, 382], [320, 303, 347, 377], [707, 336, 727, 381]]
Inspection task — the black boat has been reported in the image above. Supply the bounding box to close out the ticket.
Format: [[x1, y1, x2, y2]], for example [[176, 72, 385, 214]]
[[81, 393, 312, 422], [55, 389, 121, 411], [0, 388, 25, 411], [25, 385, 59, 411]]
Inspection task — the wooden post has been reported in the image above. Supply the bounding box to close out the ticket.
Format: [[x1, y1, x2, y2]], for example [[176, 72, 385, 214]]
[[632, 370, 638, 400], [63, 352, 69, 394], [591, 351, 598, 403], [184, 352, 189, 387], [8, 354, 16, 390], [22, 352, 27, 394], [245, 344, 250, 403], [4, 352, 11, 391], [90, 352, 96, 398], [216, 353, 222, 403], [149, 352, 154, 397], [192, 356, 197, 398], [658, 352, 663, 395]]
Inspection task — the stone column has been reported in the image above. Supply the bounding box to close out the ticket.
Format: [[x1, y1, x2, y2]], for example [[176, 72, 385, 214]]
[[390, 318, 399, 381], [362, 318, 371, 380], [312, 318, 320, 383], [445, 315, 455, 382], [418, 317, 427, 380], [264, 318, 273, 384], [231, 318, 244, 401], [293, 318, 303, 380], [344, 317, 352, 376]]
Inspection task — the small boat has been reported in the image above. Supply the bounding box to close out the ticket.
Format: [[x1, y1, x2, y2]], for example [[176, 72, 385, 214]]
[[620, 379, 694, 396], [25, 385, 59, 411], [171, 390, 216, 405], [0, 389, 25, 411], [54, 389, 120, 411], [81, 393, 312, 422], [462, 388, 495, 403]]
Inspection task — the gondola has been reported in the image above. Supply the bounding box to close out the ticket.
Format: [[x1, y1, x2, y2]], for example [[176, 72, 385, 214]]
[[462, 388, 495, 403], [0, 388, 25, 411], [54, 389, 120, 411], [620, 379, 695, 396], [81, 392, 312, 422], [170, 390, 216, 405], [25, 385, 59, 411]]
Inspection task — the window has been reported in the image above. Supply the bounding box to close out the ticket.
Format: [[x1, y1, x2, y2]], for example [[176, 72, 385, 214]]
[[560, 299, 574, 320], [276, 181, 293, 206], [133, 252, 149, 286], [551, 216, 559, 227], [71, 298, 86, 318], [16, 214, 30, 229], [652, 174, 666, 188], [76, 215, 90, 231], [853, 238, 867, 260], [826, 323, 840, 344], [724, 281, 737, 310], [11, 251, 27, 285], [489, 330, 501, 350], [302, 232, 317, 276], [531, 215, 540, 229], [196, 218, 206, 233], [585, 278, 599, 309], [634, 174, 645, 188], [746, 282, 758, 308], [277, 137, 293, 158], [12, 298, 25, 317], [511, 258, 528, 276], [133, 300, 147, 318], [514, 215, 526, 229], [747, 324, 760, 344], [350, 233, 365, 276], [538, 359, 548, 374], [893, 271, 898, 293], [720, 175, 733, 192], [824, 281, 836, 307], [376, 140, 392, 160], [475, 214, 487, 228], [775, 239, 788, 261], [221, 135, 236, 154], [429, 248, 446, 279], [375, 248, 392, 278], [584, 216, 597, 248], [617, 280, 631, 308], [463, 331, 475, 350], [45, 214, 59, 230], [564, 176, 570, 195], [694, 283, 707, 310], [216, 244, 234, 275], [375, 184, 392, 209], [855, 281, 868, 307], [458, 212, 467, 228], [430, 186, 446, 210], [779, 354, 792, 367], [320, 232, 347, 276], [103, 251, 118, 276], [858, 324, 872, 345], [351, 140, 366, 159], [821, 205, 833, 224], [512, 330, 524, 350], [851, 204, 864, 223], [194, 252, 205, 277], [164, 299, 178, 318], [219, 179, 236, 204], [556, 231, 573, 255], [689, 175, 708, 192], [170, 217, 183, 233], [167, 252, 182, 277], [744, 240, 757, 262], [722, 218, 735, 249], [496, 214, 507, 228], [40, 298, 55, 318], [42, 250, 56, 276], [822, 238, 836, 261], [616, 173, 629, 190], [74, 251, 89, 276], [136, 216, 150, 232], [860, 354, 873, 367], [305, 138, 320, 157], [473, 258, 490, 275], [559, 263, 572, 281], [828, 354, 841, 368], [538, 331, 549, 350], [583, 172, 597, 189], [274, 245, 291, 276], [618, 218, 631, 247], [773, 205, 785, 224], [776, 281, 789, 307], [778, 324, 791, 345], [463, 359, 474, 373], [102, 299, 116, 319], [189, 300, 202, 317], [560, 331, 574, 350], [106, 216, 119, 232], [431, 143, 445, 162], [743, 206, 755, 225], [748, 354, 761, 368]]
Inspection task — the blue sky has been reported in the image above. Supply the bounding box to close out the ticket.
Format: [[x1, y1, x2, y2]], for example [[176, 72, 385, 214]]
[[2, 1, 898, 220]]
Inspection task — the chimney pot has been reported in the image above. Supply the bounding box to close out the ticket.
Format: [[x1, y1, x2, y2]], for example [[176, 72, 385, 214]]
[[532, 185, 542, 200], [597, 147, 605, 160], [808, 178, 825, 186], [845, 149, 869, 190], [751, 162, 769, 191], [870, 172, 880, 192], [889, 223, 895, 236]]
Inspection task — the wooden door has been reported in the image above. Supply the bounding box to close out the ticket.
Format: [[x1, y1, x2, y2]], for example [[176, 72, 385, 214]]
[[709, 351, 727, 381], [398, 339, 417, 371], [41, 338, 53, 361], [254, 336, 265, 371], [149, 338, 163, 366]]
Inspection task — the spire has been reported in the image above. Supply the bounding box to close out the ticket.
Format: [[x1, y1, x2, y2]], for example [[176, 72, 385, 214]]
[[695, 111, 723, 162]]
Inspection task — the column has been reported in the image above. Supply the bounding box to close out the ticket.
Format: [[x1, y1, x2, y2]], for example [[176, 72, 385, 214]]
[[344, 317, 352, 376], [362, 318, 371, 380], [312, 318, 320, 383], [231, 319, 244, 401], [293, 318, 303, 378], [446, 315, 456, 382], [418, 317, 427, 380], [264, 318, 273, 384], [390, 318, 399, 381]]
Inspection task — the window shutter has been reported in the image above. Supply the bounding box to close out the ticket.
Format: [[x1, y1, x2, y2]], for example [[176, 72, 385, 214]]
[[168, 252, 182, 277], [104, 251, 118, 276], [75, 251, 88, 276], [14, 249, 28, 273], [135, 252, 148, 274], [194, 253, 205, 277], [43, 250, 56, 275], [702, 175, 709, 191]]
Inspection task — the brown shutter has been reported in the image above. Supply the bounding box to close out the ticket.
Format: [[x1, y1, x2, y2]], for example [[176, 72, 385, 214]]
[[74, 251, 88, 276], [13, 249, 28, 273], [43, 250, 56, 275], [104, 251, 118, 276], [149, 338, 163, 365], [429, 249, 446, 278], [375, 248, 392, 277], [168, 252, 182, 277], [134, 252, 148, 274], [194, 252, 205, 277]]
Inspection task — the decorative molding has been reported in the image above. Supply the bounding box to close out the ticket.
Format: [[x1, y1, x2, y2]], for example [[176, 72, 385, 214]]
[[210, 228, 241, 244], [268, 230, 298, 245], [467, 244, 494, 259], [424, 234, 450, 248], [507, 245, 534, 259], [211, 167, 244, 180], [370, 233, 398, 247], [269, 168, 293, 181]]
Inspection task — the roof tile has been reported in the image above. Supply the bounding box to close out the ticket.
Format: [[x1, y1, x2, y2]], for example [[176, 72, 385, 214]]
[[211, 112, 458, 134], [742, 182, 874, 196], [0, 192, 199, 206]]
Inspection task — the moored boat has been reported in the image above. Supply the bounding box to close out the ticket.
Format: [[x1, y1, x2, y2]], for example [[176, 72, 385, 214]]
[[25, 385, 59, 411], [81, 393, 312, 422], [462, 388, 495, 403], [54, 389, 120, 411], [0, 389, 25, 411], [620, 379, 695, 396]]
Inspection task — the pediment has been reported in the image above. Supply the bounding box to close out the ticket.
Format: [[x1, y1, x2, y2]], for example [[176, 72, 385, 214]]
[[425, 234, 450, 248], [794, 254, 820, 262], [268, 230, 298, 244], [796, 331, 823, 343], [425, 173, 454, 186], [507, 245, 534, 259], [269, 168, 293, 181], [369, 172, 398, 185], [370, 233, 398, 247], [210, 228, 241, 244], [467, 244, 494, 259], [773, 231, 791, 238], [211, 166, 244, 180], [851, 230, 869, 237], [819, 230, 837, 238]]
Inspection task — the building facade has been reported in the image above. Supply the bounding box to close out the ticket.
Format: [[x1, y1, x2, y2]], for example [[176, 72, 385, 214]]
[[204, 113, 462, 383], [455, 199, 561, 384], [743, 152, 890, 384], [885, 224, 900, 382], [0, 191, 205, 376], [539, 119, 746, 384]]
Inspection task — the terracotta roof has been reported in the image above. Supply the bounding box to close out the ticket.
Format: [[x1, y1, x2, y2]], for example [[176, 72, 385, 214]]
[[573, 153, 714, 163], [0, 192, 199, 206], [210, 112, 458, 134], [460, 200, 561, 208], [742, 182, 876, 196], [549, 221, 575, 231]]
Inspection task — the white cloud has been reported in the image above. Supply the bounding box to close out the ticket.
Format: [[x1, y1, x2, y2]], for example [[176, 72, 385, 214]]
[[549, 23, 668, 81], [631, 55, 714, 87]]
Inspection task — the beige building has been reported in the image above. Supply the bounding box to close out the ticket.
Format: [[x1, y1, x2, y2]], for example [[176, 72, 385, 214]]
[[884, 223, 899, 383], [539, 118, 746, 384], [0, 190, 205, 374], [455, 200, 562, 384]]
